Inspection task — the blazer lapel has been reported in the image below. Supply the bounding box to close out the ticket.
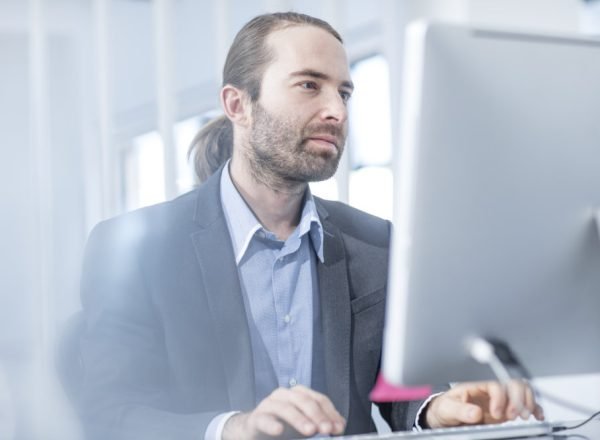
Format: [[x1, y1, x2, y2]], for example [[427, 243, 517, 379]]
[[316, 201, 352, 421], [190, 169, 255, 411]]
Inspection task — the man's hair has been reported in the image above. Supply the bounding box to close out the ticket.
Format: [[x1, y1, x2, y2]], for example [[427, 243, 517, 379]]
[[188, 12, 343, 183]]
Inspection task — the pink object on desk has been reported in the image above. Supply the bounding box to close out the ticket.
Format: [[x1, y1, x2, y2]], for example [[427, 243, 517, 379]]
[[369, 374, 432, 402]]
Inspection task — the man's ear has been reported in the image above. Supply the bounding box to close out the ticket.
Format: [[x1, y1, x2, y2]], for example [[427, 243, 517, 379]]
[[221, 85, 251, 127]]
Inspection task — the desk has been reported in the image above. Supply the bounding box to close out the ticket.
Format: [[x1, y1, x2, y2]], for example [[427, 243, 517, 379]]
[[337, 420, 600, 439], [556, 419, 600, 439]]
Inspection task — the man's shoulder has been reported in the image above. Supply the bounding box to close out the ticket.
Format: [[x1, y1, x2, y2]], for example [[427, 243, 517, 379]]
[[88, 189, 201, 248], [315, 197, 390, 247]]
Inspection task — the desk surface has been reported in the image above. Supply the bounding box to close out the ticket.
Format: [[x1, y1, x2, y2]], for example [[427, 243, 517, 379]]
[[557, 418, 600, 439], [337, 419, 600, 439]]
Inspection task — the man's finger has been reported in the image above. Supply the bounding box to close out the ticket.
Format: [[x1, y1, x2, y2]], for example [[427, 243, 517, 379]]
[[522, 384, 537, 419], [506, 380, 528, 420], [260, 398, 317, 437], [434, 394, 484, 426], [482, 381, 507, 420], [254, 412, 285, 437], [291, 385, 346, 432], [533, 404, 545, 421], [284, 388, 336, 434]]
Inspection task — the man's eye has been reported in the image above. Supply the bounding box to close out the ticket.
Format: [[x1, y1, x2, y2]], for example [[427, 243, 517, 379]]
[[300, 82, 318, 90], [340, 91, 352, 103]]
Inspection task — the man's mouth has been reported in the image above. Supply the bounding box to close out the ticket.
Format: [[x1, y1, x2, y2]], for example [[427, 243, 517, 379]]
[[306, 135, 339, 152]]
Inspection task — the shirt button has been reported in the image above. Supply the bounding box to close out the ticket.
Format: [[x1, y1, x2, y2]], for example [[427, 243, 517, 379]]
[[283, 314, 291, 324], [289, 378, 297, 387]]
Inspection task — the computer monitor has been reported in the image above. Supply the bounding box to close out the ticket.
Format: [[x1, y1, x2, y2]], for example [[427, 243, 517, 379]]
[[381, 21, 600, 387]]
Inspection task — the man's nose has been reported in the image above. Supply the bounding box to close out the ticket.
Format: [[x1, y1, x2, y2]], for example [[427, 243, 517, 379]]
[[319, 91, 348, 124]]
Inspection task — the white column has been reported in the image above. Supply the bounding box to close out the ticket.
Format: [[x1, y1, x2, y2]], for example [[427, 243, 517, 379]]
[[28, 0, 53, 436], [262, 0, 292, 12], [322, 0, 343, 29], [29, 0, 52, 371], [382, 0, 411, 210], [322, 0, 350, 204], [91, 0, 116, 221], [214, 0, 230, 86], [153, 0, 177, 200]]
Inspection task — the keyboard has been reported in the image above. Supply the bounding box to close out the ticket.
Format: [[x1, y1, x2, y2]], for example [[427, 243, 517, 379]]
[[338, 421, 553, 439]]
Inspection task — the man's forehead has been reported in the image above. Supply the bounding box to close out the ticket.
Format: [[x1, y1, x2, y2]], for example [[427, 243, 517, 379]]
[[264, 25, 351, 82]]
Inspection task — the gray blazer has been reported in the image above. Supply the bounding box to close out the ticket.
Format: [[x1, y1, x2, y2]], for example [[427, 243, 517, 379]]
[[79, 168, 428, 439]]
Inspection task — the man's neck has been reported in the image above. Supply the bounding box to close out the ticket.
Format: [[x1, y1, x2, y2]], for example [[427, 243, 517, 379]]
[[229, 155, 307, 241]]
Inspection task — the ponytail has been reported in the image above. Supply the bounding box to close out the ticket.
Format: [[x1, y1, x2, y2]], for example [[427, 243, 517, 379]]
[[188, 115, 233, 183]]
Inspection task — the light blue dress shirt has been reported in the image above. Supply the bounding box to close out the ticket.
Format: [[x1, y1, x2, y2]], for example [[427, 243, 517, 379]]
[[205, 163, 326, 439]]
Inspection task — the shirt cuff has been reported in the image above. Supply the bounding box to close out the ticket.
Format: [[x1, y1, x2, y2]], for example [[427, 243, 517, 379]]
[[413, 392, 444, 431], [204, 411, 240, 440]]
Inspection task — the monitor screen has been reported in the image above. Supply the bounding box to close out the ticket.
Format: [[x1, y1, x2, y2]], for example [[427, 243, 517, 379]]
[[382, 21, 600, 386]]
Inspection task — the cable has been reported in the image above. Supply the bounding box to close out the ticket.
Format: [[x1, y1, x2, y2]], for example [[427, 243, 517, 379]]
[[552, 410, 600, 432], [475, 337, 597, 417], [465, 337, 528, 416], [465, 336, 599, 418], [505, 351, 596, 416]]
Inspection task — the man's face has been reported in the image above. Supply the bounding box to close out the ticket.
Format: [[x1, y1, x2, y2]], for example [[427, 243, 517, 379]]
[[246, 25, 353, 184]]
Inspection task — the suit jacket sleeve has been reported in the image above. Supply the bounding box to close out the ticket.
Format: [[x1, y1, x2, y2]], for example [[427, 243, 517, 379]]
[[79, 220, 218, 440], [376, 384, 450, 431]]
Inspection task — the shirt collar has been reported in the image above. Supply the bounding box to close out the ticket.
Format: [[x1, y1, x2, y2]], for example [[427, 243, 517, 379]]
[[220, 160, 324, 265]]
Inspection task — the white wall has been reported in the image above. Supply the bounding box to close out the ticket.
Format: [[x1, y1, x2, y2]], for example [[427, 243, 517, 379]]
[[467, 0, 580, 32], [0, 0, 91, 437]]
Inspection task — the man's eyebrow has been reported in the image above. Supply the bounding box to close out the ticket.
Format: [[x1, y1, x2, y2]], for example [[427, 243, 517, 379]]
[[289, 69, 354, 90]]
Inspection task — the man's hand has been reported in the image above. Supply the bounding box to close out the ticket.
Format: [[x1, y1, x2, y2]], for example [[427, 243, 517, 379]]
[[222, 385, 346, 440], [425, 381, 544, 429]]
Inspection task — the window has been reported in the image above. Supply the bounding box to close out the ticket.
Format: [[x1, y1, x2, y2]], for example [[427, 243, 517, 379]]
[[122, 130, 166, 212], [121, 112, 217, 211], [348, 54, 393, 220], [174, 115, 204, 194], [309, 178, 339, 201]]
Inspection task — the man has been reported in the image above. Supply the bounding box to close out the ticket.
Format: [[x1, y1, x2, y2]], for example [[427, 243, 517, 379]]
[[79, 12, 542, 440]]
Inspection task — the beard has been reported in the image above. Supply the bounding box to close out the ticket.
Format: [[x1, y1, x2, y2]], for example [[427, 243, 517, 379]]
[[246, 102, 346, 187]]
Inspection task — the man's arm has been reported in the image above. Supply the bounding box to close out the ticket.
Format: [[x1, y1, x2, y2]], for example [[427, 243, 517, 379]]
[[423, 381, 544, 428], [78, 221, 220, 440], [79, 305, 219, 440], [376, 384, 449, 432], [377, 380, 543, 433]]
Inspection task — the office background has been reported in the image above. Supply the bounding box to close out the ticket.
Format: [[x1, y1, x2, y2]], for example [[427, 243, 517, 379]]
[[1, 0, 599, 438]]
